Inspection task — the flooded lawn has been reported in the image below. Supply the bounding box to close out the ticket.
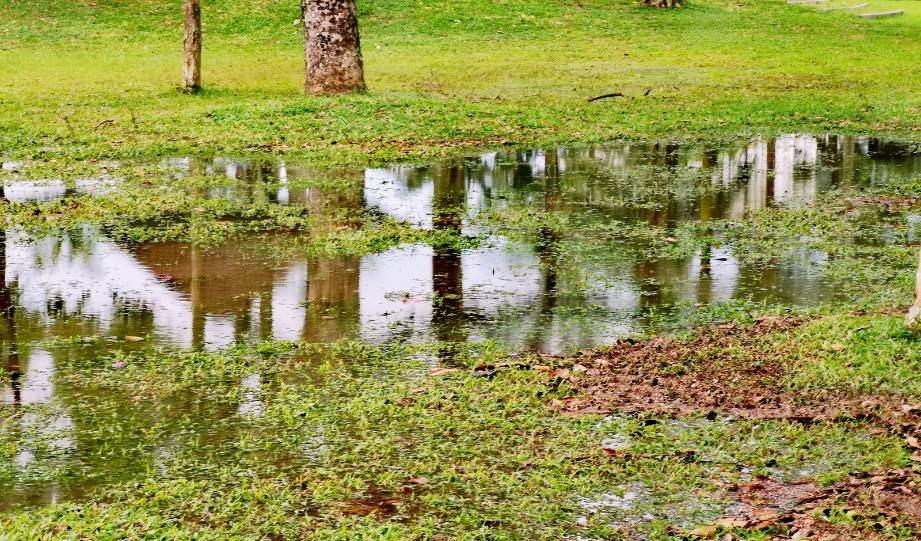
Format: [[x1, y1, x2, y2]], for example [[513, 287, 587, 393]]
[[2, 135, 921, 535], [4, 135, 919, 353]]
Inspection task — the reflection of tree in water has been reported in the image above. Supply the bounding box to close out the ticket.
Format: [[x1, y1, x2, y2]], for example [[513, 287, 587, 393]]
[[525, 149, 562, 351], [1, 222, 22, 406], [303, 170, 364, 342], [431, 165, 467, 355], [303, 255, 360, 342]]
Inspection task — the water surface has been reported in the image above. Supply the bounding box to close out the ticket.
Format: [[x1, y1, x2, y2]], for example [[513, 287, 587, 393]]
[[2, 134, 920, 509]]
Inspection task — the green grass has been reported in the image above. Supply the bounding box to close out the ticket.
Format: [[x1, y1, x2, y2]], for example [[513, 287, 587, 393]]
[[0, 340, 911, 539], [3, 1, 921, 537], [786, 314, 921, 396], [1, 0, 920, 165]]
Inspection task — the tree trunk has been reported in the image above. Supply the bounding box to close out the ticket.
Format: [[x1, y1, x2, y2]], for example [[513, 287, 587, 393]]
[[183, 0, 202, 92], [907, 248, 921, 326], [302, 0, 367, 94]]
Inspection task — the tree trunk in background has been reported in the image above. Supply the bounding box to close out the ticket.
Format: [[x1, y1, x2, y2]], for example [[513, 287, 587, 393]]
[[302, 0, 366, 94], [907, 249, 921, 326], [183, 0, 202, 92]]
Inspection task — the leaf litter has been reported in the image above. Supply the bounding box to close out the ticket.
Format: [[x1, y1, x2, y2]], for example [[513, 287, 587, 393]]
[[513, 315, 921, 538]]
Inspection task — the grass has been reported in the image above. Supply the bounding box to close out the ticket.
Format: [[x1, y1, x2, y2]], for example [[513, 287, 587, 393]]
[[0, 340, 912, 539], [3, 0, 921, 538], [1, 0, 920, 165]]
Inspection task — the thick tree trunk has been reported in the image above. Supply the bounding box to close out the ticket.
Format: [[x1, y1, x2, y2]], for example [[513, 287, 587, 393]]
[[302, 0, 367, 94], [907, 248, 921, 326], [183, 0, 202, 92]]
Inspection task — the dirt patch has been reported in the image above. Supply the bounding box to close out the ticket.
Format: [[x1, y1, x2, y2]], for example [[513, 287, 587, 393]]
[[547, 316, 839, 419], [526, 316, 921, 537], [544, 317, 921, 445], [844, 196, 921, 212], [682, 469, 921, 539], [339, 482, 427, 521]]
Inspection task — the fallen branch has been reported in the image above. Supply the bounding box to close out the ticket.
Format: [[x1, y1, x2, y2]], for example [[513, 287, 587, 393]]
[[57, 113, 75, 136], [587, 92, 624, 102], [93, 119, 116, 131]]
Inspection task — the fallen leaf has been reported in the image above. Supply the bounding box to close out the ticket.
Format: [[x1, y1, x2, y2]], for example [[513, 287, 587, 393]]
[[551, 368, 571, 380], [716, 516, 749, 528], [690, 525, 718, 537], [906, 435, 920, 449], [430, 368, 459, 377], [409, 477, 429, 485], [124, 336, 144, 342]]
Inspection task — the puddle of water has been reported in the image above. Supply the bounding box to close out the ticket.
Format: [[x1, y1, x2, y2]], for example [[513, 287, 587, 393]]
[[5, 135, 920, 356], [2, 134, 921, 511]]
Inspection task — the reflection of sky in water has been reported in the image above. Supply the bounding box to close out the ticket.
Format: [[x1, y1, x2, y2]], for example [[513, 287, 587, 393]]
[[2, 134, 919, 360]]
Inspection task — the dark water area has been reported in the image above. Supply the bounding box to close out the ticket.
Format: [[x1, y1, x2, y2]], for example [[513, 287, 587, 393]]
[[1, 134, 921, 509]]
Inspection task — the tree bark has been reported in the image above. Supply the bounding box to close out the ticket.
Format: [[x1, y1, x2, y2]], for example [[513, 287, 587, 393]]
[[907, 248, 921, 326], [302, 0, 367, 94], [183, 0, 202, 92]]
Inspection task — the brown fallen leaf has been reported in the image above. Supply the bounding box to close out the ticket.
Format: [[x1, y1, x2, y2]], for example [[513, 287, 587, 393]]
[[551, 368, 571, 380], [716, 516, 750, 528], [689, 524, 718, 537], [124, 336, 144, 342], [430, 368, 459, 377], [409, 477, 429, 485]]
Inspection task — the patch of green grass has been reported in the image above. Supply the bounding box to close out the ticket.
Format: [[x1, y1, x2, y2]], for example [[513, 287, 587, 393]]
[[1, 0, 920, 165], [785, 314, 921, 397], [0, 340, 909, 539]]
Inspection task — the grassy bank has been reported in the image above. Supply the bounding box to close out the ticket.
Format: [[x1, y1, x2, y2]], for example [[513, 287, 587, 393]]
[[2, 0, 920, 165]]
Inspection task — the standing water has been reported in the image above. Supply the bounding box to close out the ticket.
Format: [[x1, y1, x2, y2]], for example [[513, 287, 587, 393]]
[[1, 134, 920, 508]]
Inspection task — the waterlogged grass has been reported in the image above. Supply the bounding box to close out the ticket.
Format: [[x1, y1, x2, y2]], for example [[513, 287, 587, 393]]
[[0, 340, 911, 539], [2, 0, 921, 164], [0, 175, 475, 252]]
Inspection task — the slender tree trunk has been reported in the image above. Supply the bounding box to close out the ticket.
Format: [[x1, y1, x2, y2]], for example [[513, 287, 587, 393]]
[[183, 0, 202, 92], [302, 0, 367, 94], [907, 248, 921, 326]]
